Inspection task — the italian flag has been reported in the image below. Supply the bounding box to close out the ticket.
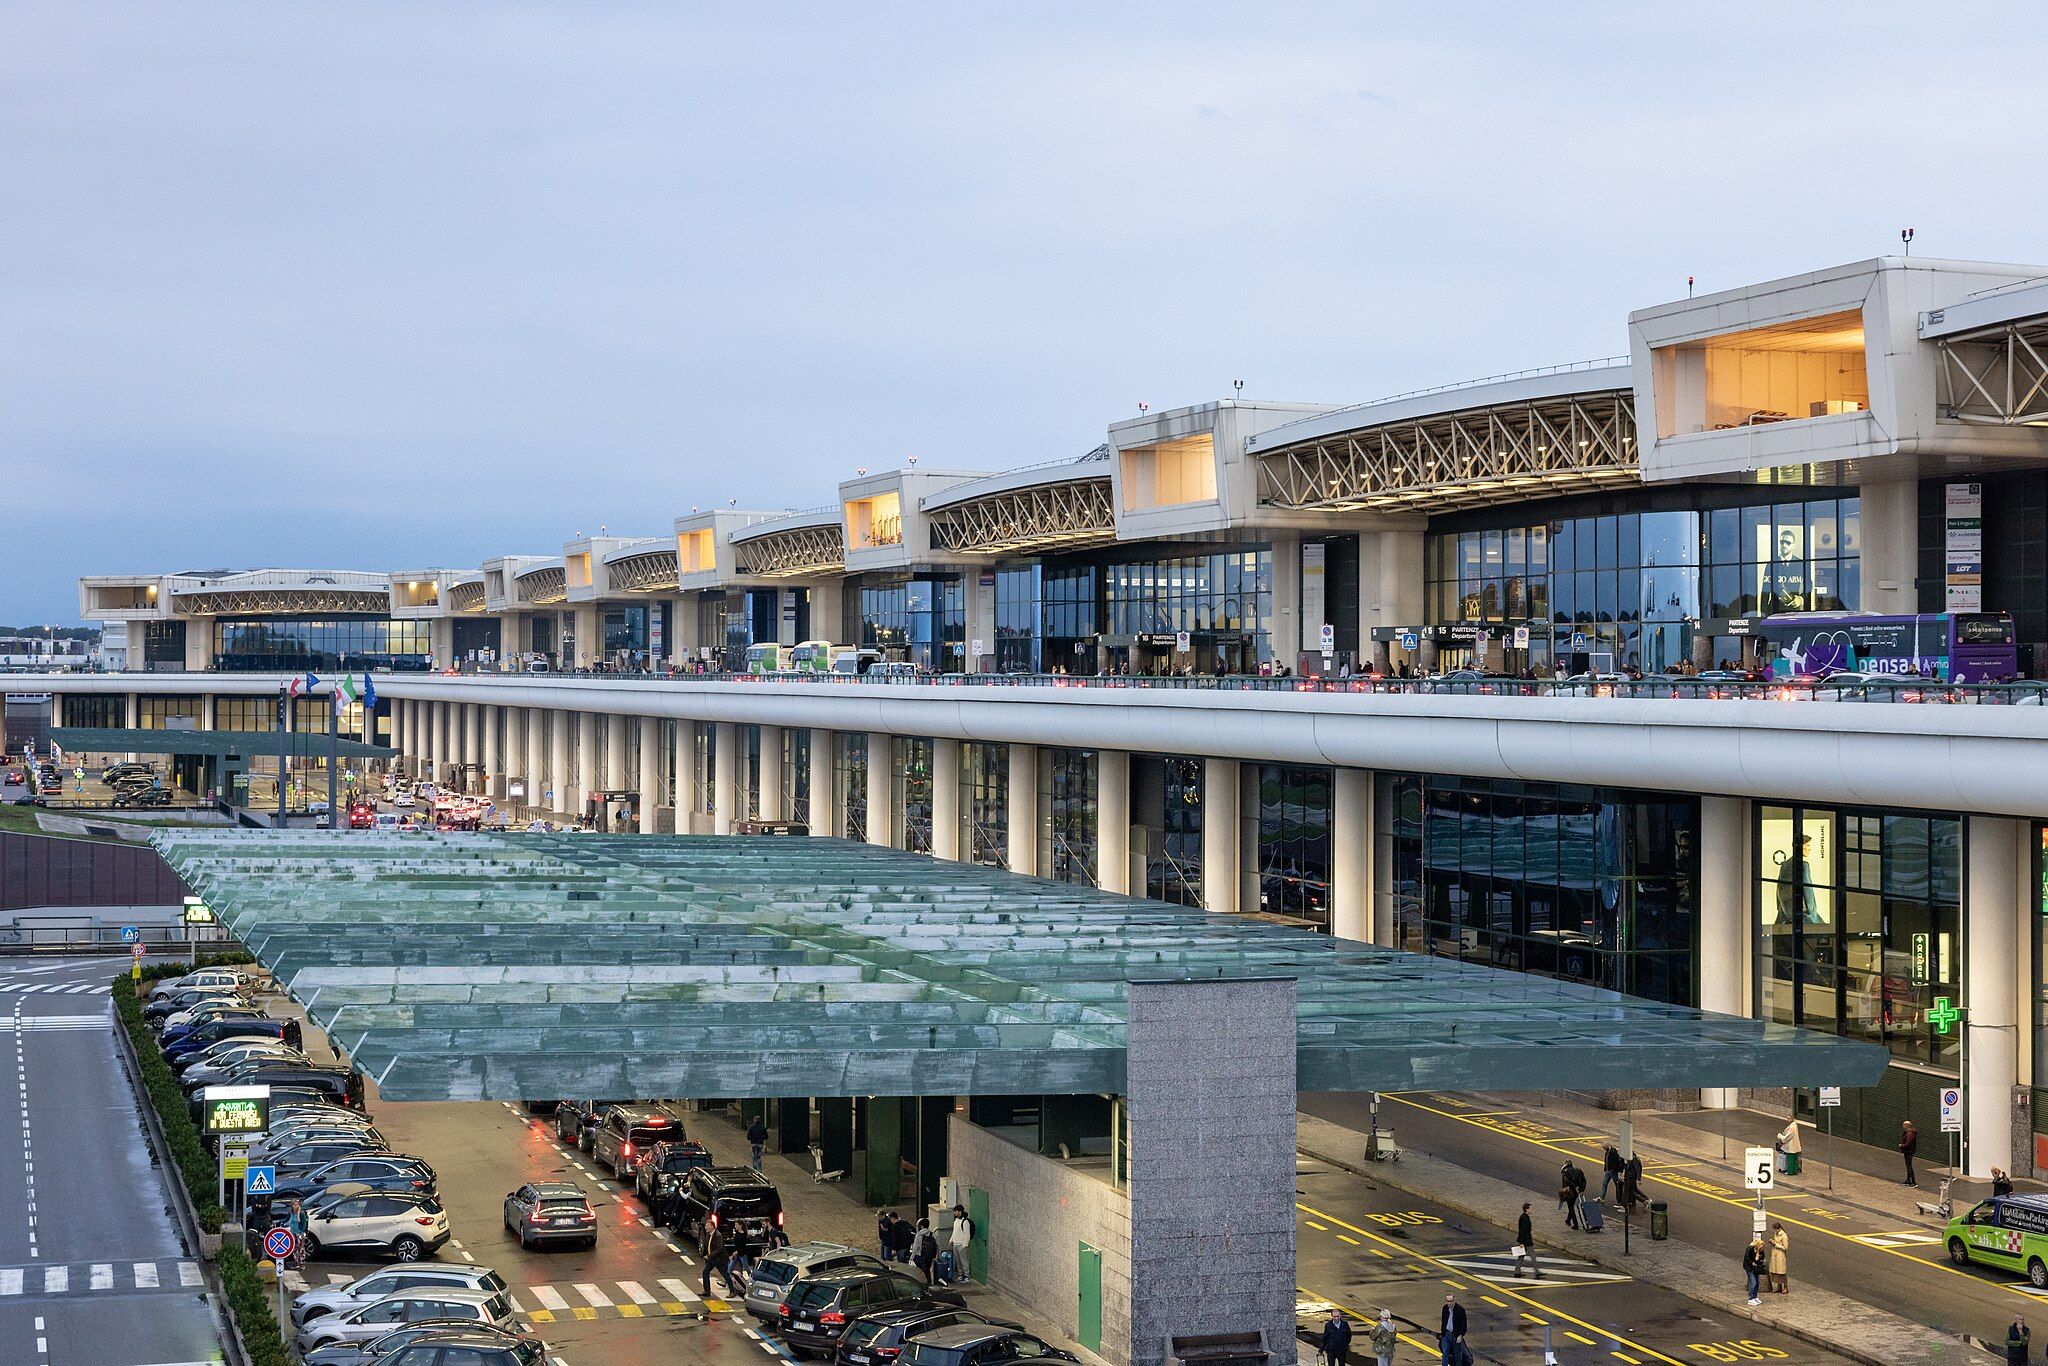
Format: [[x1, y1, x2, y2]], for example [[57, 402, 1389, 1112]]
[[332, 674, 362, 713]]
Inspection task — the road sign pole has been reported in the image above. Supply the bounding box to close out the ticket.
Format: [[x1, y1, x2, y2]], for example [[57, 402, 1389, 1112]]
[[1827, 1107, 1835, 1191]]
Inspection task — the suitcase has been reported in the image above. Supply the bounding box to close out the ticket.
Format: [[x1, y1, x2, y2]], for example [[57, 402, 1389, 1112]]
[[1580, 1199, 1605, 1232], [935, 1249, 956, 1283]]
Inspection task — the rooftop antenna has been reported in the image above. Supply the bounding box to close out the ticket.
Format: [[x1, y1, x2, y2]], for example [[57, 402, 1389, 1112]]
[[1233, 379, 1244, 400], [1137, 401, 1149, 414], [855, 466, 869, 476], [906, 455, 919, 466], [1901, 227, 1915, 257], [1687, 274, 1694, 298]]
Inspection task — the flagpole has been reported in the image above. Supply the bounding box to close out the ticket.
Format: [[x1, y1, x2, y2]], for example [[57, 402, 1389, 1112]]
[[276, 683, 289, 823], [327, 691, 340, 831]]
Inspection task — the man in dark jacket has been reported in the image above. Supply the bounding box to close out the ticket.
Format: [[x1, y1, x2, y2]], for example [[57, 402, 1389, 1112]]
[[1318, 1310, 1353, 1366], [1901, 1120, 1920, 1187], [1513, 1203, 1541, 1279], [2007, 1315, 2030, 1366], [877, 1210, 898, 1261], [1623, 1153, 1645, 1212], [1560, 1161, 1587, 1229], [1599, 1145, 1624, 1203], [1438, 1293, 1468, 1366], [747, 1115, 769, 1170]]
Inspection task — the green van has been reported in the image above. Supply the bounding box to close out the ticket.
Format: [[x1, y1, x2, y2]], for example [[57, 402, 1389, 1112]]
[[1947, 1194, 2048, 1285]]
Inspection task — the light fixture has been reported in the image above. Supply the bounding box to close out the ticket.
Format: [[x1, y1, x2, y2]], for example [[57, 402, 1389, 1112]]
[[856, 466, 869, 476], [907, 455, 919, 466]]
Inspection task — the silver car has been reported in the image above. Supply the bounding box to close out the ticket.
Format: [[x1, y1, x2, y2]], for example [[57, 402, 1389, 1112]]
[[744, 1241, 886, 1322], [292, 1264, 508, 1327], [295, 1287, 516, 1352]]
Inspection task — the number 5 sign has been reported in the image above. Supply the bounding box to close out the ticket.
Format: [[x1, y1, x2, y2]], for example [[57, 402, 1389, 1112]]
[[1744, 1145, 1776, 1191]]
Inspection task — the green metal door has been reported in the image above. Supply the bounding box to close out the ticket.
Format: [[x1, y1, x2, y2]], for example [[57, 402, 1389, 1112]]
[[1077, 1242, 1102, 1353], [968, 1186, 990, 1283]]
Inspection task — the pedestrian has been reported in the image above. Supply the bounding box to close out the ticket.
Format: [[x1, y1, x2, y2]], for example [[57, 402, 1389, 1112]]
[[1900, 1120, 1920, 1187], [1996, 1168, 2017, 1198], [948, 1203, 975, 1276], [877, 1210, 898, 1261], [702, 1236, 734, 1297], [1367, 1310, 1398, 1366], [1767, 1221, 1789, 1294], [1559, 1160, 1587, 1230], [911, 1219, 939, 1284], [726, 1237, 754, 1295], [1623, 1152, 1645, 1212], [1741, 1235, 1766, 1306], [1438, 1293, 1469, 1366], [1599, 1144, 1624, 1203], [1318, 1310, 1353, 1366], [1513, 1202, 1541, 1279], [747, 1114, 768, 1171], [281, 1016, 303, 1052], [891, 1214, 917, 1264], [2008, 1315, 2031, 1366], [283, 1196, 307, 1270], [1776, 1120, 1802, 1176]]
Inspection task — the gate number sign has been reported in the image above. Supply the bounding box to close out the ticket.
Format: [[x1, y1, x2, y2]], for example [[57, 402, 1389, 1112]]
[[1743, 1145, 1775, 1191]]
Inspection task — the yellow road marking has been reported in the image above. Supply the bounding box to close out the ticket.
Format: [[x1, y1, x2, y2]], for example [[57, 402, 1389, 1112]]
[[1480, 1295, 1507, 1307], [1522, 1312, 1549, 1325], [1337, 1235, 1362, 1246], [1566, 1331, 1598, 1346], [1296, 1285, 1435, 1357], [1297, 1201, 1687, 1366], [1305, 1220, 1329, 1231], [1443, 1279, 1467, 1289], [617, 1304, 644, 1318], [1378, 1092, 2017, 1293], [660, 1300, 692, 1315], [572, 1307, 597, 1320], [1614, 1353, 1641, 1364], [1371, 1248, 1393, 1259]]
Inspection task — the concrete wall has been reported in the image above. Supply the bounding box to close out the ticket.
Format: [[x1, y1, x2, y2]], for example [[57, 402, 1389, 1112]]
[[947, 1116, 1132, 1364]]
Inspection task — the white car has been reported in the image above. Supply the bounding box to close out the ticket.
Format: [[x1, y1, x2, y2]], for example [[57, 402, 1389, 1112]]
[[299, 1191, 452, 1263], [291, 1264, 508, 1327], [391, 790, 417, 808], [179, 1043, 304, 1085], [249, 1124, 385, 1164], [295, 1285, 514, 1352]]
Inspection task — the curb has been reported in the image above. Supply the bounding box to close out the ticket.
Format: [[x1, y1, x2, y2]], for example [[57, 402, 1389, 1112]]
[[1295, 1138, 1993, 1366]]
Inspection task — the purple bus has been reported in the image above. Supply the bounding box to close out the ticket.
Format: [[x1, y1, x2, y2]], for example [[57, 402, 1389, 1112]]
[[1760, 612, 2018, 683]]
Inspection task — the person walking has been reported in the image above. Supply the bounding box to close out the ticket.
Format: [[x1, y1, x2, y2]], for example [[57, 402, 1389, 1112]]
[[1599, 1145, 1624, 1204], [1776, 1120, 1802, 1176], [877, 1210, 898, 1261], [1623, 1152, 1645, 1213], [1741, 1235, 1767, 1306], [1559, 1160, 1587, 1230], [726, 1238, 754, 1295], [1901, 1120, 1920, 1187], [948, 1203, 976, 1282], [702, 1236, 735, 1298], [1996, 1168, 2017, 1198], [1513, 1202, 1541, 1279], [891, 1215, 917, 1265], [1438, 1293, 1469, 1366], [747, 1115, 768, 1170], [911, 1219, 939, 1284], [1367, 1310, 1398, 1366], [1318, 1310, 1353, 1366], [2007, 1315, 2031, 1366], [1767, 1221, 1790, 1294]]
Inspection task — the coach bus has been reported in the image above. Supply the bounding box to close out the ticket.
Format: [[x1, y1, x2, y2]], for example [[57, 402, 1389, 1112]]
[[1760, 611, 2018, 683]]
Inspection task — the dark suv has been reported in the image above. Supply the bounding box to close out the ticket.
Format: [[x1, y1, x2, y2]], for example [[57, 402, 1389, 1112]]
[[836, 1308, 1012, 1366], [673, 1166, 784, 1254], [635, 1139, 714, 1214], [777, 1270, 961, 1354], [589, 1106, 684, 1180], [900, 1326, 1077, 1366]]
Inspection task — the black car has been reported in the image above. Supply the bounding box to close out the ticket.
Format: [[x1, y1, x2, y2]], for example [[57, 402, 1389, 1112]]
[[635, 1139, 714, 1213], [553, 1099, 628, 1150], [777, 1271, 962, 1355], [270, 1154, 437, 1205], [673, 1166, 784, 1254], [900, 1326, 1077, 1366], [377, 1327, 548, 1366], [836, 1307, 1013, 1366]]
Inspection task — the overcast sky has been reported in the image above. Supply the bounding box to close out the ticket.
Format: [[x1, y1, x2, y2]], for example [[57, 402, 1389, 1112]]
[[5, 2, 2045, 624]]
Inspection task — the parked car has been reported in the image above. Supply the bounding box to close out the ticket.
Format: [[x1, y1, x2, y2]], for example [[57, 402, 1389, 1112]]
[[836, 1307, 1013, 1366], [635, 1138, 715, 1214], [299, 1191, 452, 1262], [671, 1165, 784, 1254], [589, 1105, 684, 1179], [745, 1242, 888, 1324], [294, 1286, 516, 1353], [301, 1318, 531, 1366], [776, 1270, 963, 1355], [292, 1264, 508, 1326], [900, 1326, 1077, 1366], [373, 1327, 549, 1366], [553, 1099, 628, 1150], [502, 1181, 598, 1249], [179, 1043, 306, 1086], [164, 1019, 287, 1065], [271, 1154, 437, 1206], [115, 786, 173, 808]]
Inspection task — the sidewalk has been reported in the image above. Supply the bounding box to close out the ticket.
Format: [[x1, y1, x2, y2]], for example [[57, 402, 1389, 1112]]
[[1296, 1105, 1991, 1366]]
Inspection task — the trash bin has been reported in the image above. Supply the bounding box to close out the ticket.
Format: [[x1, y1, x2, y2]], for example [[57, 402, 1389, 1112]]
[[1649, 1200, 1669, 1241], [1783, 1151, 1802, 1176]]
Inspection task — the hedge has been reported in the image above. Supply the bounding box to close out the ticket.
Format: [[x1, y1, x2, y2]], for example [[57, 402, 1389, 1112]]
[[113, 974, 226, 1233], [219, 1243, 294, 1366]]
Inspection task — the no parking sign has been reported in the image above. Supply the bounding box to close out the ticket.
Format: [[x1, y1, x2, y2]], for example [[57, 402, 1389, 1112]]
[[264, 1227, 297, 1262]]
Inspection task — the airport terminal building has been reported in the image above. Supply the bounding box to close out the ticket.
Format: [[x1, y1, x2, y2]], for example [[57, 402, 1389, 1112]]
[[36, 255, 2048, 1174]]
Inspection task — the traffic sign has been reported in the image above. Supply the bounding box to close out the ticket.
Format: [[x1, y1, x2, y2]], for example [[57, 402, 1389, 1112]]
[[1399, 631, 1419, 652], [222, 1141, 251, 1182], [1941, 1086, 1963, 1134], [1318, 623, 1335, 651], [131, 944, 145, 960], [1818, 1086, 1841, 1108], [245, 1165, 276, 1196], [1743, 1145, 1776, 1190], [263, 1227, 297, 1262], [120, 925, 138, 943]]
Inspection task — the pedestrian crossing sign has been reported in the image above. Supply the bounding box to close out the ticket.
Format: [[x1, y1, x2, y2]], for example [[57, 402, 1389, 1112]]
[[245, 1165, 276, 1196]]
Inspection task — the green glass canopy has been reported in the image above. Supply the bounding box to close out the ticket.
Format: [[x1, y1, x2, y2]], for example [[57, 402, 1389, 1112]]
[[51, 727, 394, 759], [152, 830, 1890, 1102]]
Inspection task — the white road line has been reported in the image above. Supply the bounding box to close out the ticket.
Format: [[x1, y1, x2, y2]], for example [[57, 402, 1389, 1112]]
[[90, 1264, 112, 1290], [616, 1280, 656, 1305], [134, 1262, 160, 1289], [178, 1262, 203, 1288], [573, 1283, 613, 1308], [657, 1277, 702, 1304], [529, 1284, 571, 1311], [40, 1267, 65, 1294]]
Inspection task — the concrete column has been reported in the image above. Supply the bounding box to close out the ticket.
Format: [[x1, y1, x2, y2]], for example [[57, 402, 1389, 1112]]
[[638, 716, 662, 834], [713, 721, 740, 834], [464, 703, 482, 782], [1966, 815, 2022, 1178], [758, 725, 785, 822], [1699, 796, 1749, 1110], [604, 713, 627, 796], [1202, 758, 1241, 913], [865, 732, 895, 848], [1330, 768, 1373, 941], [545, 712, 569, 815], [502, 706, 524, 787], [1096, 749, 1132, 894], [481, 704, 500, 795], [808, 729, 839, 839], [1006, 744, 1038, 876], [1270, 533, 1302, 669], [421, 701, 437, 781], [525, 709, 546, 813], [571, 713, 597, 820], [389, 697, 404, 759], [1859, 477, 1921, 615], [1367, 527, 1426, 671], [1371, 777, 1397, 947], [675, 721, 697, 832], [573, 606, 599, 668], [931, 738, 962, 861]]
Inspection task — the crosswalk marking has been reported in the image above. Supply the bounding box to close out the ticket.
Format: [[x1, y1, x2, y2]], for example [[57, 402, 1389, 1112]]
[[42, 1268, 65, 1294], [1854, 1230, 1945, 1249], [1435, 1252, 1631, 1289], [0, 1260, 198, 1296], [574, 1283, 613, 1308], [0, 1270, 23, 1296], [618, 1280, 656, 1305], [0, 984, 109, 996], [658, 1277, 702, 1304], [133, 1263, 158, 1289], [90, 1265, 111, 1290], [178, 1263, 202, 1288], [530, 1285, 571, 1311]]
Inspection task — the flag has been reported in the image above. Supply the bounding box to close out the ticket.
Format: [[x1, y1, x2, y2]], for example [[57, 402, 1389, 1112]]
[[333, 674, 361, 714], [361, 673, 378, 709], [287, 675, 304, 699]]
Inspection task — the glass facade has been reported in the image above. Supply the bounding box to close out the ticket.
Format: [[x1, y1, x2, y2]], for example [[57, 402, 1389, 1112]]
[[1039, 747, 1097, 886], [61, 696, 124, 728], [452, 618, 501, 662], [1758, 804, 1960, 1070], [1425, 491, 1860, 671], [1142, 755, 1203, 908], [137, 696, 200, 729], [839, 733, 868, 841], [963, 742, 1008, 868], [784, 729, 811, 827], [1390, 775, 1699, 1005], [861, 576, 966, 673], [1105, 547, 1274, 672], [1257, 764, 1331, 928], [995, 564, 1098, 675], [900, 738, 934, 853], [142, 620, 186, 668], [212, 616, 432, 672]]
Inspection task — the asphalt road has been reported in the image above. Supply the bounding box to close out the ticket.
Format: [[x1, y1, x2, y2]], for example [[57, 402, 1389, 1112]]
[[1292, 1151, 1844, 1366], [1304, 1090, 2033, 1346], [0, 955, 221, 1366]]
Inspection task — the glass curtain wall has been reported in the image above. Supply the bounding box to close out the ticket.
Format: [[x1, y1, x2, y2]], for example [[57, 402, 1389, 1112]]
[[137, 697, 200, 729], [212, 617, 433, 672], [900, 738, 934, 853], [1133, 755, 1203, 908], [1256, 764, 1332, 928], [995, 563, 1099, 675], [142, 620, 187, 669], [1105, 547, 1274, 673], [962, 742, 1009, 867], [861, 577, 967, 673], [61, 696, 125, 728], [1758, 804, 1960, 1070], [785, 730, 811, 828], [1039, 748, 1098, 885], [839, 733, 868, 841]]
